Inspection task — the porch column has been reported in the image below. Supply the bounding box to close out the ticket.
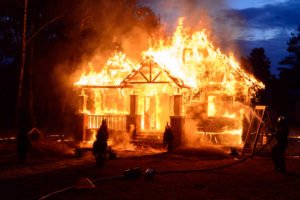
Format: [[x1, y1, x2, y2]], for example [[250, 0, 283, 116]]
[[173, 94, 182, 115], [170, 94, 185, 147]]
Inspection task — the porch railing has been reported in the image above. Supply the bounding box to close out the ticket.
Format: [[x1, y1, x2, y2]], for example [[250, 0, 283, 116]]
[[86, 114, 127, 131]]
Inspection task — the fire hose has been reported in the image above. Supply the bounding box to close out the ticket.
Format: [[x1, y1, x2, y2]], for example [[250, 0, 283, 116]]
[[38, 135, 275, 200]]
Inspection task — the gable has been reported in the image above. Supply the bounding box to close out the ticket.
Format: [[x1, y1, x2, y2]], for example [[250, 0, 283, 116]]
[[119, 58, 190, 88]]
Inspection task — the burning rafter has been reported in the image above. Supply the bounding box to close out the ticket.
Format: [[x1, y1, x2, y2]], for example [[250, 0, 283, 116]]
[[119, 57, 190, 89]]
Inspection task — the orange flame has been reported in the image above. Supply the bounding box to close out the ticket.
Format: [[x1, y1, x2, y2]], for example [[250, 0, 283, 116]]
[[74, 18, 265, 144], [143, 18, 264, 95], [75, 52, 140, 86], [76, 18, 264, 94]]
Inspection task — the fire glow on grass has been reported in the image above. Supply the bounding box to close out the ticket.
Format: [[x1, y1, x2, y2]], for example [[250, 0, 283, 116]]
[[74, 18, 265, 145]]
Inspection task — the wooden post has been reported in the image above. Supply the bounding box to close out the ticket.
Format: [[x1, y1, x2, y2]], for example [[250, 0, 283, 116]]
[[170, 94, 184, 147]]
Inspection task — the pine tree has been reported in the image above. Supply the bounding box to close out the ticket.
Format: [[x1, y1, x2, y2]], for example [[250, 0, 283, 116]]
[[247, 47, 272, 84], [278, 25, 300, 89]]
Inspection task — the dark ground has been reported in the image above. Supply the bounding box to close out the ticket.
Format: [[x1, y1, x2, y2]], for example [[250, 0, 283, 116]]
[[0, 128, 300, 200]]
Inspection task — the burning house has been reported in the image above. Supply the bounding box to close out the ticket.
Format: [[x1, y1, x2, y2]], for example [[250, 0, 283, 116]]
[[74, 19, 264, 148]]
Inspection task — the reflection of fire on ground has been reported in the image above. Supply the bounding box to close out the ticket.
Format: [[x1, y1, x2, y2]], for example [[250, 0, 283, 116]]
[[73, 18, 264, 151]]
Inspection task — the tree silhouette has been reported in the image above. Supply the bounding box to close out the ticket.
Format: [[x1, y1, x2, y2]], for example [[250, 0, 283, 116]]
[[240, 48, 274, 106], [277, 25, 300, 124], [278, 25, 300, 89], [247, 48, 272, 84]]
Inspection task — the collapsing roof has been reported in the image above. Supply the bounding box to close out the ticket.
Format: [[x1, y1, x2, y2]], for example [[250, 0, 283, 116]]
[[75, 19, 264, 97], [75, 54, 263, 96]]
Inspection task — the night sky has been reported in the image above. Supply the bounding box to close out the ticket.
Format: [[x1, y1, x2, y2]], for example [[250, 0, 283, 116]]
[[141, 0, 300, 76]]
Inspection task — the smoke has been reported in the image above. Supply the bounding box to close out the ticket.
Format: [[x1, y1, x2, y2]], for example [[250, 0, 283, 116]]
[[67, 0, 162, 86], [79, 0, 160, 62], [68, 0, 247, 83], [181, 101, 259, 148], [48, 0, 161, 128], [179, 115, 233, 157], [118, 26, 151, 61], [141, 0, 245, 54], [182, 118, 243, 148], [182, 119, 201, 147], [109, 129, 136, 151]]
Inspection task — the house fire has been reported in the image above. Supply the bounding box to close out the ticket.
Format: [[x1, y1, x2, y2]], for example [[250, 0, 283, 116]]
[[74, 19, 265, 148]]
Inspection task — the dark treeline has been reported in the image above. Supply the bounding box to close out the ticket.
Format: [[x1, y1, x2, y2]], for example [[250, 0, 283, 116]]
[[240, 26, 300, 124], [0, 0, 160, 132]]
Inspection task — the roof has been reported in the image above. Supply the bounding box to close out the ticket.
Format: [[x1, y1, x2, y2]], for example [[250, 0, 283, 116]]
[[119, 57, 190, 89]]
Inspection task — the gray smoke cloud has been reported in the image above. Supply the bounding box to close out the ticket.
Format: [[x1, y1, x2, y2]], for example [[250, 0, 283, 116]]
[[141, 0, 245, 54]]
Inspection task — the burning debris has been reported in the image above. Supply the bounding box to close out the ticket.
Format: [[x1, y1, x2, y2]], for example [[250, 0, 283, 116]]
[[73, 18, 264, 150]]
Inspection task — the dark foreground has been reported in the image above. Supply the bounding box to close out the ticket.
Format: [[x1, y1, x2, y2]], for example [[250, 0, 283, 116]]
[[1, 145, 300, 200]]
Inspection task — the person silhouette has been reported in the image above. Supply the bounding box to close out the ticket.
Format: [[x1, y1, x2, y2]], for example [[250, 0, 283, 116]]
[[93, 119, 109, 167], [271, 116, 289, 172], [163, 123, 174, 152]]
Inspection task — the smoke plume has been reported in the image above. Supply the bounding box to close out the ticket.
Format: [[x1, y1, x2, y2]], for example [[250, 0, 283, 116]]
[[141, 0, 245, 54]]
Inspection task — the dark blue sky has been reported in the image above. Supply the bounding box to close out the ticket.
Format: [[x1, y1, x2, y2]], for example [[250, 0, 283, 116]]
[[141, 0, 300, 76], [228, 0, 300, 75]]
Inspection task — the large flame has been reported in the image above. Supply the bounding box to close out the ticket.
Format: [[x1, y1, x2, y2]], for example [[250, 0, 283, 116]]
[[75, 52, 140, 86], [74, 18, 265, 146], [76, 18, 264, 94], [143, 18, 264, 95]]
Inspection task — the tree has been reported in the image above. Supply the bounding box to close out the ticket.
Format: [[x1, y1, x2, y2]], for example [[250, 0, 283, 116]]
[[247, 48, 272, 84], [279, 25, 300, 68], [277, 25, 300, 124], [278, 25, 300, 89], [240, 48, 277, 111]]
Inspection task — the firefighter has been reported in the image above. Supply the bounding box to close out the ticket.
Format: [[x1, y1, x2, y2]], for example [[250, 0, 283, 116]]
[[93, 119, 109, 167], [271, 116, 289, 172], [163, 123, 174, 152]]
